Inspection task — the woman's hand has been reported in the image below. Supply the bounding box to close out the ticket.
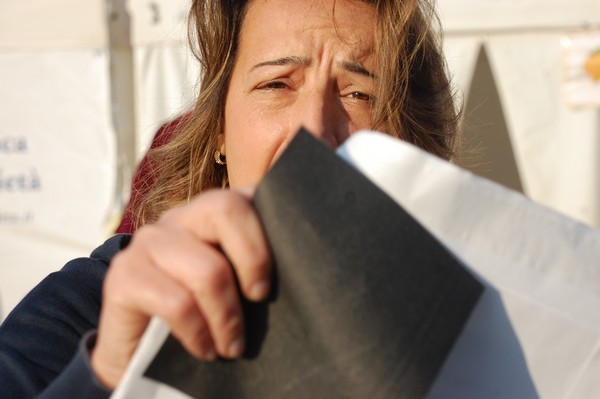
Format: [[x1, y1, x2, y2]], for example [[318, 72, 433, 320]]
[[90, 189, 272, 388]]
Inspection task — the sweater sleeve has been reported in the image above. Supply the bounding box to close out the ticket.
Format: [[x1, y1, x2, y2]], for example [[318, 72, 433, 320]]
[[0, 234, 131, 398], [37, 333, 111, 399]]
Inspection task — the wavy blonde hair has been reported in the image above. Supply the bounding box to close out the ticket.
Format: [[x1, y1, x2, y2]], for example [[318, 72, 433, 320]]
[[135, 0, 459, 228]]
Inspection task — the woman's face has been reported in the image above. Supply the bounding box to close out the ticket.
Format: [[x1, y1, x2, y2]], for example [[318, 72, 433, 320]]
[[222, 0, 377, 189]]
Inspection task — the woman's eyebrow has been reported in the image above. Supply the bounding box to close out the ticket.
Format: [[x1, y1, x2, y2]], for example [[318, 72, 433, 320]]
[[250, 56, 376, 79], [251, 56, 310, 71], [338, 60, 376, 79]]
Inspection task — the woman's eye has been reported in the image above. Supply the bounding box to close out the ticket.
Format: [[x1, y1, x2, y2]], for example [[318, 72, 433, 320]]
[[257, 80, 288, 90], [347, 91, 372, 102]]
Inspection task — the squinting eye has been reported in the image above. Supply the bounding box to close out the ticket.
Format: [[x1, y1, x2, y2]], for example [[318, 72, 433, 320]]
[[348, 91, 372, 102], [257, 80, 288, 90]]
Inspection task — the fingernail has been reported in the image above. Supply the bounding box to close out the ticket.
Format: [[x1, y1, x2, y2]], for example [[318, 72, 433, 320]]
[[250, 280, 269, 301], [228, 337, 245, 358]]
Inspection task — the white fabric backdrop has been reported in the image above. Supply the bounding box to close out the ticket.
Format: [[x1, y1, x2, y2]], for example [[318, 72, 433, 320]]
[[0, 0, 107, 49], [0, 1, 116, 319], [128, 0, 198, 161], [437, 0, 600, 32], [485, 34, 600, 227], [132, 44, 198, 161], [439, 0, 600, 227]]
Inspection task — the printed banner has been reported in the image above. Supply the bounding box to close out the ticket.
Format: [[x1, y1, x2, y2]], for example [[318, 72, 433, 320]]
[[0, 50, 116, 319]]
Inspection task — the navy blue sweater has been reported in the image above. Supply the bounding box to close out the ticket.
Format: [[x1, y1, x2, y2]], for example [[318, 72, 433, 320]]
[[0, 234, 131, 398]]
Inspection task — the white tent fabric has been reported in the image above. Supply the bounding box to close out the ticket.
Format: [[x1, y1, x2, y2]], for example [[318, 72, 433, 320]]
[[485, 34, 600, 227], [128, 0, 198, 161], [0, 0, 107, 49], [437, 0, 600, 32], [132, 44, 198, 161], [108, 0, 197, 198], [0, 2, 116, 319], [439, 0, 600, 227], [442, 36, 481, 110]]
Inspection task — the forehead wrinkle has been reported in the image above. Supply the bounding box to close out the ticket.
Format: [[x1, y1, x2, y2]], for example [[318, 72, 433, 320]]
[[237, 0, 377, 80], [251, 56, 311, 71]]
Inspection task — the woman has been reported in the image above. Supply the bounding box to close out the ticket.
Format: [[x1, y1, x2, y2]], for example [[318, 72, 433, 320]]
[[0, 0, 458, 397]]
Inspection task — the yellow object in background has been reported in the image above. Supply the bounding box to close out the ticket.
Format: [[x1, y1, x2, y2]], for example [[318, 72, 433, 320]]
[[562, 32, 600, 107], [584, 49, 600, 81]]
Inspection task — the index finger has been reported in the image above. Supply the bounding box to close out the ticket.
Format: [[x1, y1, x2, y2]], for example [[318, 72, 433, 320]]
[[157, 189, 272, 302]]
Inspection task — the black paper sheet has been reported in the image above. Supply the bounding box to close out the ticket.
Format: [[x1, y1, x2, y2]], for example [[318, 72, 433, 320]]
[[144, 129, 484, 398]]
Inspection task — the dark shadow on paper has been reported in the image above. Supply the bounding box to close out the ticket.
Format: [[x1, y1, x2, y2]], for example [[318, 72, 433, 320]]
[[428, 284, 539, 398]]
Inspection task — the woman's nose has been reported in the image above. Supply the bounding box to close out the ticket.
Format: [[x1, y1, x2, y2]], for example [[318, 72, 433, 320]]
[[295, 88, 342, 148]]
